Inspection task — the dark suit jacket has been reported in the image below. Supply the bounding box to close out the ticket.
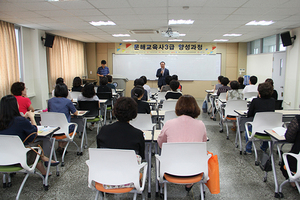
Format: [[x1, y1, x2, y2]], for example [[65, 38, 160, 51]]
[[156, 68, 170, 88]]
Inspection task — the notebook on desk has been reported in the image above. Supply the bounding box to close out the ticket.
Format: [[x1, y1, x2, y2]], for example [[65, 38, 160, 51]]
[[37, 126, 59, 137], [265, 127, 287, 141]]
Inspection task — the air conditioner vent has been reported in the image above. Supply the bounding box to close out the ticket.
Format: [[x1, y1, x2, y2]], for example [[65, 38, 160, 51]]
[[130, 29, 159, 34]]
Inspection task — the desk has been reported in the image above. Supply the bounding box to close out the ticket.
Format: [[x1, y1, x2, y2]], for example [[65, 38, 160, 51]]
[[144, 130, 161, 198], [265, 129, 289, 198], [116, 88, 125, 97], [37, 126, 60, 190]]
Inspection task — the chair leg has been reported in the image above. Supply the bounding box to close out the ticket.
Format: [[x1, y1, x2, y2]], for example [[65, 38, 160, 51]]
[[252, 142, 258, 165], [164, 182, 167, 200], [200, 183, 204, 200], [133, 192, 137, 200], [61, 142, 70, 165], [16, 173, 30, 200], [225, 120, 229, 139], [279, 179, 289, 193]]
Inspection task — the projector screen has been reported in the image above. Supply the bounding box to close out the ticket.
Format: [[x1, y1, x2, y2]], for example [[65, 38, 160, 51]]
[[113, 54, 221, 81]]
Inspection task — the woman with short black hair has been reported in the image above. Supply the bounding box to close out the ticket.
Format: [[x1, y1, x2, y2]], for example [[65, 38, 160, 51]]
[[132, 85, 150, 114], [10, 82, 34, 115], [97, 97, 145, 159], [72, 77, 83, 92]]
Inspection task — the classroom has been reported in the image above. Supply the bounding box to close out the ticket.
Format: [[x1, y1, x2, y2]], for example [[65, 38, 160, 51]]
[[1, 0, 300, 199]]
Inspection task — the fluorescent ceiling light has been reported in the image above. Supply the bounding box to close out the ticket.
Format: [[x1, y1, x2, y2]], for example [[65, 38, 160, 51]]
[[214, 39, 228, 42], [168, 19, 194, 25], [168, 39, 182, 42], [245, 20, 274, 26], [123, 39, 137, 42], [179, 34, 186, 36], [112, 34, 130, 37], [89, 21, 116, 26], [223, 34, 242, 37]]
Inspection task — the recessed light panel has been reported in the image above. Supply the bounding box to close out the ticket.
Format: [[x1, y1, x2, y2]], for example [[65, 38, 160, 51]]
[[245, 20, 274, 26], [168, 39, 182, 42], [89, 21, 116, 26], [223, 34, 242, 37], [112, 34, 130, 37], [168, 19, 194, 25], [123, 39, 137, 42], [214, 39, 228, 42]]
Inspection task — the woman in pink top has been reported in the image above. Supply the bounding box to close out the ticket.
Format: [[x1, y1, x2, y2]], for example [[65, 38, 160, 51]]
[[157, 95, 207, 191], [11, 82, 34, 115]]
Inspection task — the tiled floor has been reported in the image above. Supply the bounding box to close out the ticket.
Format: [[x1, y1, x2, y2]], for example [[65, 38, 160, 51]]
[[1, 102, 299, 200]]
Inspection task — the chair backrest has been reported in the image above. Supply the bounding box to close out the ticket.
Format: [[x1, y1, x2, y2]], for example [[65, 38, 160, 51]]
[[159, 143, 209, 178], [163, 110, 178, 122], [161, 99, 177, 111], [70, 91, 81, 100], [252, 112, 283, 134], [275, 100, 283, 110], [157, 92, 167, 101], [224, 100, 248, 117], [0, 135, 30, 170], [97, 92, 112, 100], [283, 153, 300, 181], [40, 112, 73, 135], [78, 101, 99, 117], [86, 148, 141, 187], [244, 92, 258, 99], [218, 92, 227, 99], [130, 113, 154, 131]]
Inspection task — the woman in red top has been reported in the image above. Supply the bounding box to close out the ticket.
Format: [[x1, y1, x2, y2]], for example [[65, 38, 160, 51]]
[[11, 82, 34, 115]]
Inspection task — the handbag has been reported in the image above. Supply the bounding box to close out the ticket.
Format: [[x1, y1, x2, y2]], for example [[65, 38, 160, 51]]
[[23, 132, 44, 158], [205, 151, 220, 194], [202, 100, 208, 113]]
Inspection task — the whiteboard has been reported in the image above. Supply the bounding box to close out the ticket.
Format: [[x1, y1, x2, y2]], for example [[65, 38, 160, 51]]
[[113, 54, 221, 81]]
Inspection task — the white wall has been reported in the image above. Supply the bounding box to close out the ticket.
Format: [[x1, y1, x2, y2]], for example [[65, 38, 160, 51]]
[[21, 27, 49, 109], [283, 27, 300, 109], [246, 53, 273, 84]]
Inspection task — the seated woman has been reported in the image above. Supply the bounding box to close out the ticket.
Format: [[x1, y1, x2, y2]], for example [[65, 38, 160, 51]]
[[265, 78, 278, 100], [97, 97, 145, 160], [217, 77, 231, 96], [72, 77, 83, 92], [0, 95, 59, 176], [132, 85, 151, 114], [48, 83, 78, 155], [245, 82, 275, 154], [11, 82, 34, 116], [131, 78, 148, 101], [165, 80, 182, 100], [97, 77, 112, 94], [280, 116, 300, 188], [106, 75, 116, 90], [160, 75, 172, 92], [171, 75, 182, 92], [157, 95, 207, 191], [52, 77, 72, 100]]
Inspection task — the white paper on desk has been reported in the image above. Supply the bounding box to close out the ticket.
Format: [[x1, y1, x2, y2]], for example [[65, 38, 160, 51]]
[[272, 127, 286, 136]]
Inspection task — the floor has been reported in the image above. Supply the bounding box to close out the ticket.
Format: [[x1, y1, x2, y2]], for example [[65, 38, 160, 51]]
[[1, 101, 299, 200]]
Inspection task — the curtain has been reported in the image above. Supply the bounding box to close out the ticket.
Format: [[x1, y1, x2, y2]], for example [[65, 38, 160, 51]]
[[47, 36, 85, 92], [0, 20, 19, 98]]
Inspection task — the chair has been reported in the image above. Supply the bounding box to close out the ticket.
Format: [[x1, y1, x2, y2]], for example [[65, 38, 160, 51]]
[[86, 148, 148, 200], [243, 92, 258, 100], [244, 112, 283, 165], [97, 92, 113, 124], [221, 100, 248, 140], [130, 114, 156, 138], [77, 101, 102, 150], [279, 152, 300, 197], [160, 99, 177, 111], [155, 142, 211, 200], [157, 92, 167, 102], [70, 91, 81, 100], [0, 135, 44, 200], [40, 112, 80, 166], [275, 100, 283, 110], [161, 110, 178, 126]]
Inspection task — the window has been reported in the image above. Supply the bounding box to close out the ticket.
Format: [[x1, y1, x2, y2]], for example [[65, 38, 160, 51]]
[[263, 35, 276, 53], [250, 39, 261, 54], [14, 26, 23, 81]]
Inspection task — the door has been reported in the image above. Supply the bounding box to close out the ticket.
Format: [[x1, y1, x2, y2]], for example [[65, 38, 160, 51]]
[[272, 52, 286, 100]]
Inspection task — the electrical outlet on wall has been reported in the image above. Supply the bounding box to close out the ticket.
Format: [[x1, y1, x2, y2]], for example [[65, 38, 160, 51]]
[[90, 71, 92, 74]]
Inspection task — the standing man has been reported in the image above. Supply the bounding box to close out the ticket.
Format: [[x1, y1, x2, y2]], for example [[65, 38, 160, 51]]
[[97, 60, 110, 85], [156, 61, 170, 89]]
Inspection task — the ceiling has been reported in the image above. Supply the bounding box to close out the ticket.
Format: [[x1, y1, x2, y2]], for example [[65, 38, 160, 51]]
[[1, 0, 300, 43]]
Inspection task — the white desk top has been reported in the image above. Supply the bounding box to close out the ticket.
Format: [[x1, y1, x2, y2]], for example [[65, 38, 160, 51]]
[[264, 129, 286, 141], [37, 126, 59, 136], [234, 109, 300, 117]]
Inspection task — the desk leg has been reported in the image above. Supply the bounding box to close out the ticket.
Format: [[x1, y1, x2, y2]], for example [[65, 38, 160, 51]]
[[145, 142, 152, 198], [235, 116, 242, 155], [270, 141, 281, 198], [80, 118, 87, 152], [44, 138, 58, 190]]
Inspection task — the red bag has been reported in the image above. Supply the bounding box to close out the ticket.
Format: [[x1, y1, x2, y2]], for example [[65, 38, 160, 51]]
[[205, 151, 220, 194]]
